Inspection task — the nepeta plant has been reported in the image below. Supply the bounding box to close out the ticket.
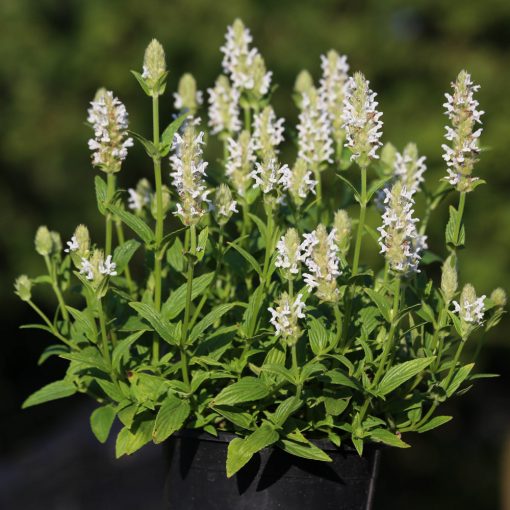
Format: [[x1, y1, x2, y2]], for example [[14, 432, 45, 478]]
[[16, 19, 505, 477]]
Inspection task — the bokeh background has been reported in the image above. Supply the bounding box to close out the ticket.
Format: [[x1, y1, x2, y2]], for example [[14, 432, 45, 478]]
[[1, 0, 509, 508]]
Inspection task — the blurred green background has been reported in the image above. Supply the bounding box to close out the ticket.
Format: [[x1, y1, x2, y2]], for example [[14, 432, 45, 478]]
[[1, 0, 509, 508]]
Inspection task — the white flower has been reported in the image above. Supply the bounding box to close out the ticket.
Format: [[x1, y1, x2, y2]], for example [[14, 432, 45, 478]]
[[279, 159, 317, 205], [220, 19, 272, 97], [169, 124, 211, 225], [452, 284, 485, 326], [174, 90, 203, 111], [253, 106, 285, 155], [301, 225, 340, 302], [297, 88, 333, 167], [250, 157, 288, 194], [342, 72, 383, 165], [377, 182, 426, 274], [275, 229, 305, 279], [442, 71, 484, 191], [87, 90, 133, 173], [64, 235, 79, 253], [268, 293, 306, 339], [225, 131, 256, 196], [99, 255, 117, 276], [79, 258, 94, 280], [394, 145, 427, 196], [208, 75, 241, 135]]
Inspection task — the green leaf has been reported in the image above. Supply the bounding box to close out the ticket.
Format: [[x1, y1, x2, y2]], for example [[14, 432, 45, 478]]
[[160, 113, 189, 156], [212, 405, 254, 430], [336, 173, 361, 203], [66, 306, 98, 344], [130, 70, 151, 96], [131, 131, 159, 159], [112, 330, 146, 370], [242, 285, 264, 338], [227, 242, 262, 276], [226, 423, 279, 477], [95, 175, 107, 215], [129, 302, 179, 346], [107, 204, 154, 244], [417, 415, 453, 433], [323, 369, 362, 392], [445, 205, 465, 248], [97, 379, 125, 402], [167, 237, 185, 272], [260, 363, 295, 384], [366, 175, 393, 203], [22, 380, 76, 408], [196, 226, 208, 262], [364, 289, 391, 323], [279, 436, 332, 462], [307, 317, 328, 355], [324, 397, 349, 416], [189, 303, 238, 343], [90, 405, 116, 443], [378, 357, 435, 396], [116, 416, 154, 457], [212, 377, 270, 407], [153, 395, 190, 443], [60, 347, 110, 374], [113, 239, 141, 274], [442, 363, 474, 397], [272, 396, 302, 427], [369, 428, 410, 448], [162, 272, 215, 320], [248, 213, 267, 243], [38, 344, 69, 365]]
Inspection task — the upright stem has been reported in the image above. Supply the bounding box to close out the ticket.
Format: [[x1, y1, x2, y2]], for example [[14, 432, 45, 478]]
[[27, 300, 73, 347], [262, 204, 274, 287], [152, 94, 163, 364], [454, 192, 466, 245], [291, 343, 302, 398], [98, 299, 111, 365], [180, 225, 197, 387], [105, 173, 116, 256], [44, 255, 69, 323], [312, 163, 322, 222], [115, 220, 135, 296], [352, 166, 367, 276]]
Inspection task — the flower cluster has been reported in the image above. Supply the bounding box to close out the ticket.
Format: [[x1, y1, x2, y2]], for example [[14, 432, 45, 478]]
[[221, 18, 272, 98], [253, 106, 285, 156], [297, 87, 333, 168], [442, 70, 484, 192], [377, 182, 426, 274], [452, 284, 486, 327], [170, 124, 210, 225], [79, 251, 117, 282], [279, 158, 317, 206], [333, 209, 352, 258], [87, 90, 134, 173], [250, 156, 288, 196], [275, 228, 306, 280], [225, 130, 256, 197], [394, 143, 427, 196], [342, 72, 383, 167], [318, 50, 350, 154], [268, 292, 306, 342], [207, 75, 241, 135], [127, 178, 152, 214], [302, 225, 341, 303], [174, 73, 203, 115], [213, 184, 238, 226]]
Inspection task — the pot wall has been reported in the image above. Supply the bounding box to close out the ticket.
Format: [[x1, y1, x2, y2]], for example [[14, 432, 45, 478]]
[[165, 431, 380, 510]]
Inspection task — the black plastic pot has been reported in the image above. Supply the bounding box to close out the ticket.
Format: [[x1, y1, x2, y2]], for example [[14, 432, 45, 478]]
[[165, 430, 380, 510]]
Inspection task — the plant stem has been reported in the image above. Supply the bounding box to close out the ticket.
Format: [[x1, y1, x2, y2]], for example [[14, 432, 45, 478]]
[[98, 299, 111, 365], [262, 204, 274, 287], [44, 255, 69, 323], [105, 173, 116, 256], [180, 224, 197, 387], [312, 163, 322, 222], [352, 166, 367, 276], [334, 304, 342, 345], [115, 219, 135, 296], [152, 94, 163, 365], [454, 191, 466, 245], [291, 342, 302, 399], [27, 300, 73, 348]]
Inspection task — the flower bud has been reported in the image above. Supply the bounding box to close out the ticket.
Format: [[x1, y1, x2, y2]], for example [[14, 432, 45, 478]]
[[35, 226, 53, 256], [14, 275, 32, 302], [75, 224, 91, 258], [213, 184, 238, 226], [275, 228, 305, 280], [225, 130, 256, 197], [174, 73, 203, 115], [279, 158, 317, 207], [380, 142, 397, 175], [142, 39, 167, 95], [294, 70, 314, 106], [129, 178, 152, 215], [441, 255, 458, 303], [452, 283, 486, 334], [490, 287, 507, 308], [268, 292, 306, 344], [50, 231, 62, 255], [334, 209, 352, 257]]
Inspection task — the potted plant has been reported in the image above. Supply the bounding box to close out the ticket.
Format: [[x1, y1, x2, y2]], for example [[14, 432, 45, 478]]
[[15, 19, 505, 510]]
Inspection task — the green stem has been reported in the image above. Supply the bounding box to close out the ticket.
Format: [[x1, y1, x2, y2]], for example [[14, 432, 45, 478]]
[[262, 205, 274, 287], [44, 255, 69, 323], [352, 166, 367, 276], [312, 163, 322, 222], [105, 173, 116, 256], [454, 192, 466, 245], [115, 220, 135, 296], [98, 299, 111, 365], [291, 343, 302, 399], [152, 94, 163, 365], [27, 300, 73, 348], [180, 225, 197, 387], [334, 304, 342, 346]]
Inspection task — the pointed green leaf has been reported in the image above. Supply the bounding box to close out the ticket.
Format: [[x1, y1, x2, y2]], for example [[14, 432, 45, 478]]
[[189, 303, 238, 343], [129, 302, 179, 346], [107, 204, 154, 244], [90, 405, 116, 443], [370, 428, 410, 448], [364, 289, 391, 323], [417, 415, 453, 433], [112, 330, 146, 370], [212, 377, 269, 407], [442, 363, 474, 397], [116, 417, 154, 457], [378, 357, 435, 396], [153, 395, 190, 443], [272, 396, 302, 427], [113, 239, 141, 274], [160, 112, 189, 156], [66, 306, 98, 344], [227, 242, 262, 276], [22, 380, 76, 409], [279, 435, 332, 462], [95, 175, 107, 215]]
